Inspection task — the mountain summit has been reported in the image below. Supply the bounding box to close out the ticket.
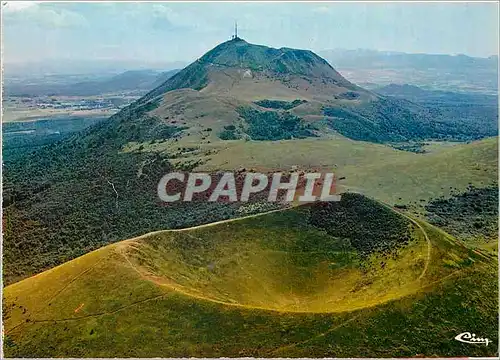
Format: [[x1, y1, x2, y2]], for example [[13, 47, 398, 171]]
[[144, 38, 363, 101], [69, 38, 492, 152], [113, 38, 485, 146], [196, 38, 351, 81]]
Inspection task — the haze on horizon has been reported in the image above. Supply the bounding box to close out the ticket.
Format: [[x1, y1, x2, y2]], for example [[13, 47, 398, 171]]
[[2, 1, 499, 74]]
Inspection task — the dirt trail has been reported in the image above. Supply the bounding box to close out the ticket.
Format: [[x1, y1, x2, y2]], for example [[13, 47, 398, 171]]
[[395, 209, 432, 281], [121, 205, 293, 243], [379, 203, 432, 282]]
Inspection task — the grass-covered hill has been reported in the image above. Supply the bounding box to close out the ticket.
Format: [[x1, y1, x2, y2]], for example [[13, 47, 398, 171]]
[[3, 194, 497, 357], [3, 37, 498, 285], [131, 38, 492, 144], [143, 37, 359, 101], [137, 136, 498, 206], [4, 118, 497, 285]]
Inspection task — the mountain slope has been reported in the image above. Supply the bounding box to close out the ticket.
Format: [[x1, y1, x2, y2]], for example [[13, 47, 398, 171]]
[[145, 38, 359, 100], [3, 38, 498, 284], [3, 194, 497, 357], [373, 84, 498, 139], [129, 38, 492, 144]]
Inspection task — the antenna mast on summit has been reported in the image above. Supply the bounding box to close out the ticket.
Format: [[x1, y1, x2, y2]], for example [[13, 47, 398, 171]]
[[230, 21, 239, 40]]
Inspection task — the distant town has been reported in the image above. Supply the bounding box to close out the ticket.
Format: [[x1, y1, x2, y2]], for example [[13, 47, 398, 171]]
[[3, 94, 140, 122]]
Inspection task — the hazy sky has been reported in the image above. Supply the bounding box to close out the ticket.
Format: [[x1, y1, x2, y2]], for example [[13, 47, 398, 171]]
[[3, 1, 499, 66]]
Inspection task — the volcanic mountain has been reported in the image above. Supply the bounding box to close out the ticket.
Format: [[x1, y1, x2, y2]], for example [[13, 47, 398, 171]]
[[3, 193, 498, 357], [100, 37, 478, 146], [144, 37, 368, 100], [2, 37, 498, 358], [3, 37, 497, 285], [100, 37, 375, 147]]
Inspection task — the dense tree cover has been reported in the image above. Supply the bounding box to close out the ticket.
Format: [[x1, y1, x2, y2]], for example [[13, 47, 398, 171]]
[[80, 97, 187, 149], [218, 125, 242, 140], [3, 102, 238, 284], [432, 102, 498, 137], [324, 97, 497, 143], [236, 106, 316, 140], [306, 193, 414, 255], [425, 185, 498, 242], [2, 116, 107, 161], [336, 91, 360, 100], [3, 139, 250, 284], [254, 99, 307, 110]]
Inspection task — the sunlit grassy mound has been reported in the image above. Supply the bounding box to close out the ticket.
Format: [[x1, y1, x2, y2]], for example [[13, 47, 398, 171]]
[[3, 194, 497, 357], [122, 194, 428, 313]]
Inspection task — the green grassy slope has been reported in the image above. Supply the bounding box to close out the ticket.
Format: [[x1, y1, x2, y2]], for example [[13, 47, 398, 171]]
[[139, 136, 497, 205], [136, 38, 494, 144], [3, 195, 497, 357], [4, 37, 497, 286], [341, 137, 498, 205]]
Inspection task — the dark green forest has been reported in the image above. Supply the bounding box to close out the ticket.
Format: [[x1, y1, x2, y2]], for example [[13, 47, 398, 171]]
[[235, 106, 316, 140], [306, 193, 414, 255], [254, 99, 307, 110], [324, 97, 497, 143], [425, 185, 498, 243], [3, 101, 242, 284]]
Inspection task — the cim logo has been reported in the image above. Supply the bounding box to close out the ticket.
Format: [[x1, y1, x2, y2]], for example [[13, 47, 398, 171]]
[[454, 332, 490, 346]]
